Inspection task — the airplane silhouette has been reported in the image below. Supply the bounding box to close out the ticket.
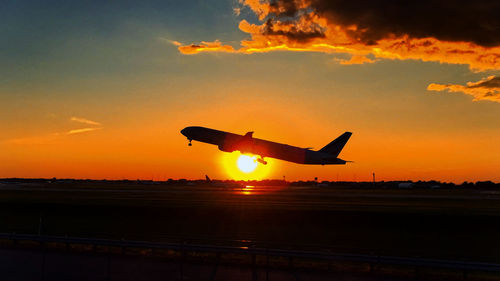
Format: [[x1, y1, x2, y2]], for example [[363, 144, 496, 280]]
[[181, 126, 352, 165]]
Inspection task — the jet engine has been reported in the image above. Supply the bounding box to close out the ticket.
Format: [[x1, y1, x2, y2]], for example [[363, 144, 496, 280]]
[[218, 143, 234, 152]]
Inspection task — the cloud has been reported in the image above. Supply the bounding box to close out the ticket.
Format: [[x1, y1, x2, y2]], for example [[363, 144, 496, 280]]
[[176, 0, 500, 70], [427, 76, 500, 102], [67, 127, 102, 135], [157, 37, 182, 47], [3, 134, 60, 145], [68, 116, 102, 134], [3, 127, 102, 145], [2, 127, 102, 144], [337, 55, 374, 65], [233, 7, 241, 16], [70, 117, 101, 126], [178, 40, 236, 55], [306, 0, 500, 47], [3, 117, 103, 145]]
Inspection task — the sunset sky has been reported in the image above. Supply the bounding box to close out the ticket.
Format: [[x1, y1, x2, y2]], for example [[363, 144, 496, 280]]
[[1, 0, 500, 183]]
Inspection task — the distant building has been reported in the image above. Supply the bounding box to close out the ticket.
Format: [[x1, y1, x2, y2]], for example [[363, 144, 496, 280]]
[[398, 182, 415, 189]]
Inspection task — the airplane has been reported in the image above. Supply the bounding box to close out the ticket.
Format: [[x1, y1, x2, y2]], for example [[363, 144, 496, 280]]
[[180, 126, 352, 165]]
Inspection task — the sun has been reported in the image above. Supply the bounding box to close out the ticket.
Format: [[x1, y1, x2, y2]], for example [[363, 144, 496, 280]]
[[237, 155, 258, 173], [220, 152, 275, 180]]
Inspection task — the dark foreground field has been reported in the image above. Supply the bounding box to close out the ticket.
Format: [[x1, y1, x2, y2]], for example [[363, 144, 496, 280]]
[[0, 181, 499, 265]]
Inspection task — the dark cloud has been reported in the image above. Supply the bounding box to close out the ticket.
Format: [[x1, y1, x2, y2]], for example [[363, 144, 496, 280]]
[[263, 18, 325, 42], [269, 0, 299, 17], [268, 0, 500, 47], [468, 76, 500, 88], [177, 0, 500, 70]]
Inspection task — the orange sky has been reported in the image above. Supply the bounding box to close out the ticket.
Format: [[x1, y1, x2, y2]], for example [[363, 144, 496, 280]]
[[2, 83, 500, 183], [1, 0, 500, 183]]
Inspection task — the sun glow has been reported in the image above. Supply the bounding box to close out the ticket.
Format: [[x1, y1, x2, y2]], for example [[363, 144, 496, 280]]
[[220, 152, 274, 180], [237, 155, 258, 173]]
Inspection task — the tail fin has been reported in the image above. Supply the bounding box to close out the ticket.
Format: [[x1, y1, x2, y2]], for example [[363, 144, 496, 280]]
[[319, 132, 352, 157]]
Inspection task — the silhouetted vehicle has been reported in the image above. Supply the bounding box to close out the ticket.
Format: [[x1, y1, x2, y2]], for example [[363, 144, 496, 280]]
[[181, 126, 352, 165]]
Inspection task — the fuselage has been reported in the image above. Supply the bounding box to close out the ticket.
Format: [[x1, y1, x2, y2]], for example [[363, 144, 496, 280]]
[[180, 126, 347, 165]]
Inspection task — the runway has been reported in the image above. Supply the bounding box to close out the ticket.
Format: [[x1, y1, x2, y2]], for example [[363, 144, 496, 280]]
[[1, 182, 499, 212], [0, 181, 499, 264]]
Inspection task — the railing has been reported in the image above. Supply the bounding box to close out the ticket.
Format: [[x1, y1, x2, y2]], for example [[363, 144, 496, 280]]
[[0, 232, 499, 279]]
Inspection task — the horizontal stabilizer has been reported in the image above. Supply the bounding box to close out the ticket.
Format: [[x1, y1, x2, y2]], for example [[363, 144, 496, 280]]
[[319, 132, 352, 157]]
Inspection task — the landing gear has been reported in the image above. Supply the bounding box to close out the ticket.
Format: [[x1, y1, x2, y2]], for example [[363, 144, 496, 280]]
[[257, 157, 267, 165], [188, 139, 192, 146]]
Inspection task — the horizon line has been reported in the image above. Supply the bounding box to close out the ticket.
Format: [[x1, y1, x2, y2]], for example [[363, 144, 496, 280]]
[[1, 177, 498, 185]]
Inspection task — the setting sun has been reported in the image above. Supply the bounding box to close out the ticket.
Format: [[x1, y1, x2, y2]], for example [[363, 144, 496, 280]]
[[237, 155, 258, 173], [220, 152, 276, 180]]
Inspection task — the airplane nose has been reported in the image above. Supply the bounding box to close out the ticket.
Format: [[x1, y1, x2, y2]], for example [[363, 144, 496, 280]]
[[181, 127, 194, 138]]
